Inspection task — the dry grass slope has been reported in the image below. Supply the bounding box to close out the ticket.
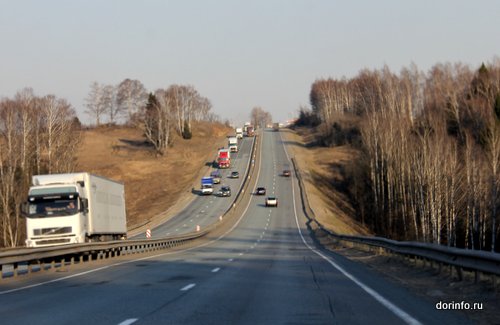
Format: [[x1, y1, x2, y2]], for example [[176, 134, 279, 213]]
[[76, 122, 231, 230]]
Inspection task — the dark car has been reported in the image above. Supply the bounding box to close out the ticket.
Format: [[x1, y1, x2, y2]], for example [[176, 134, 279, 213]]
[[218, 186, 231, 197], [282, 170, 291, 177], [255, 187, 266, 195], [230, 171, 239, 178]]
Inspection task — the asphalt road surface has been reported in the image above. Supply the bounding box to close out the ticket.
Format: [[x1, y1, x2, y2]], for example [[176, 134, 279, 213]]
[[0, 130, 470, 324], [132, 135, 254, 239]]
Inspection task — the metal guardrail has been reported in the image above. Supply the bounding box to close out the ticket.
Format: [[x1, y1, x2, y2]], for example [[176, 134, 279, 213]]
[[290, 157, 500, 284], [0, 135, 258, 280]]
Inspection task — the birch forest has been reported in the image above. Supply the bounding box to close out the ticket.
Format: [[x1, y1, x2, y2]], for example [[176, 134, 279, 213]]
[[0, 88, 80, 247], [304, 60, 500, 252]]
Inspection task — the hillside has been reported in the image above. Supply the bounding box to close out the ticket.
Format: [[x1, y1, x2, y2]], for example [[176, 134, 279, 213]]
[[76, 122, 231, 232], [281, 127, 370, 236]]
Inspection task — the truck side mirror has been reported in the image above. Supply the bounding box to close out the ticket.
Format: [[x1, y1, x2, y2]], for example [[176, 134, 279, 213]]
[[20, 202, 28, 217], [80, 198, 89, 213]]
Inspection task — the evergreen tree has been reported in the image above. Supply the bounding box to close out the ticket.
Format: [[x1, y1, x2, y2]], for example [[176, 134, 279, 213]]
[[182, 119, 192, 139]]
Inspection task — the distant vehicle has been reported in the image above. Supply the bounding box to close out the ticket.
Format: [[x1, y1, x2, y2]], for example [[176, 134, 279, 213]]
[[228, 136, 238, 153], [255, 187, 266, 195], [246, 125, 255, 137], [218, 185, 231, 197], [210, 170, 222, 184], [230, 171, 239, 178], [218, 148, 230, 168], [235, 127, 243, 139], [22, 173, 127, 247], [273, 122, 280, 131], [265, 196, 278, 207], [282, 170, 291, 177], [201, 176, 214, 195]]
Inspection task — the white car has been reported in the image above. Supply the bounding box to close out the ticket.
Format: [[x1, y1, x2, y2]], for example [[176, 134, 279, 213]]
[[265, 196, 278, 207]]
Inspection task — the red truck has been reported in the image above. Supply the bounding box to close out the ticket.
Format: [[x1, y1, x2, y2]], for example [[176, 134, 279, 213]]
[[217, 149, 231, 168], [246, 125, 255, 137]]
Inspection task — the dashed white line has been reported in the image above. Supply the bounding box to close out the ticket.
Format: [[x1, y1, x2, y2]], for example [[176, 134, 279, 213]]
[[118, 319, 138, 325], [228, 258, 234, 262], [211, 267, 221, 273], [175, 229, 179, 232], [166, 232, 170, 236], [190, 219, 193, 222], [180, 283, 196, 291], [239, 253, 243, 256]]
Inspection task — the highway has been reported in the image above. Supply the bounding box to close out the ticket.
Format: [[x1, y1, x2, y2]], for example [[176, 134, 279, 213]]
[[132, 135, 254, 239], [0, 130, 469, 324]]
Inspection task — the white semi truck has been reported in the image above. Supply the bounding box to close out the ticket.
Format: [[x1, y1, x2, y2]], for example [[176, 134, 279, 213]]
[[235, 127, 243, 139], [22, 173, 127, 247], [228, 136, 238, 153]]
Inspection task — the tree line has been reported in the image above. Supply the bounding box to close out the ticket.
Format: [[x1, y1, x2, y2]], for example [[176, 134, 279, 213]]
[[301, 59, 500, 252], [250, 106, 272, 129], [85, 79, 217, 155]]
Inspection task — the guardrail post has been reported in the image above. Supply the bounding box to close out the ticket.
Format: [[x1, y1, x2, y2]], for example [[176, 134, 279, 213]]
[[13, 263, 18, 278], [456, 266, 463, 281], [50, 260, 55, 271]]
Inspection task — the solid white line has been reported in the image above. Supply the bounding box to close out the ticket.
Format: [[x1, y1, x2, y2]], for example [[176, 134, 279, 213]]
[[280, 132, 421, 325], [211, 267, 220, 273], [118, 319, 138, 325], [180, 283, 196, 291]]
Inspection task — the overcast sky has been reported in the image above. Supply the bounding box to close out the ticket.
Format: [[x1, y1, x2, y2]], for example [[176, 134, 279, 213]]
[[1, 0, 499, 125]]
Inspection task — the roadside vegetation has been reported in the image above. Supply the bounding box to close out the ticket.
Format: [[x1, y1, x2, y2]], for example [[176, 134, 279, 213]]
[[0, 80, 225, 247], [296, 59, 500, 252]]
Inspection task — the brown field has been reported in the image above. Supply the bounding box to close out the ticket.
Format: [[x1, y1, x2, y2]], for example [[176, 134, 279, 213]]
[[76, 122, 231, 234]]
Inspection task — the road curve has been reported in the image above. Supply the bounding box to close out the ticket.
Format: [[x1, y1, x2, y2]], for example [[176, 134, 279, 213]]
[[0, 130, 470, 324]]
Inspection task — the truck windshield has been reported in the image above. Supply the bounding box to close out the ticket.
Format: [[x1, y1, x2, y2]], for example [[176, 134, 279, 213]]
[[27, 198, 78, 218]]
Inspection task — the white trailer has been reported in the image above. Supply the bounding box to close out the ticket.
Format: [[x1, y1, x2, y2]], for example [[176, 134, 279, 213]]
[[235, 127, 243, 139], [228, 136, 238, 152], [23, 173, 127, 247]]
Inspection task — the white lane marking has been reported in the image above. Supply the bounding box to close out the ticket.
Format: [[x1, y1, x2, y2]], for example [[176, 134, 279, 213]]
[[228, 258, 234, 262], [180, 283, 196, 291], [239, 253, 243, 256], [0, 136, 261, 296], [166, 233, 170, 236], [190, 219, 193, 222], [118, 319, 138, 325], [281, 132, 421, 325], [211, 267, 220, 273]]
